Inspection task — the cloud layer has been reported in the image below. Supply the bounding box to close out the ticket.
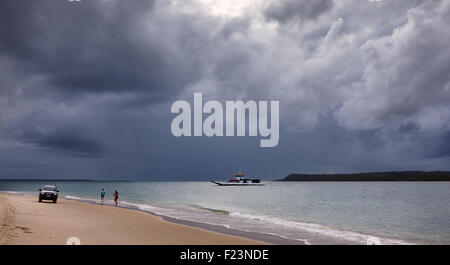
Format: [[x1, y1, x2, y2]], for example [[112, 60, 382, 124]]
[[0, 0, 449, 179]]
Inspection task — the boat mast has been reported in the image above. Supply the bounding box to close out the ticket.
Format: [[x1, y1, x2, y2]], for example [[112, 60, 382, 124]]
[[236, 165, 244, 178]]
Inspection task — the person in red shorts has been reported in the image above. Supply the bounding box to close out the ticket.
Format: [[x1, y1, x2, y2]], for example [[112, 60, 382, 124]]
[[113, 189, 119, 206]]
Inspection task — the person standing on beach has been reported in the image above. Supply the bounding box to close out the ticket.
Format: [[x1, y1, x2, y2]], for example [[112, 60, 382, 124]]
[[100, 188, 105, 204], [113, 190, 118, 206]]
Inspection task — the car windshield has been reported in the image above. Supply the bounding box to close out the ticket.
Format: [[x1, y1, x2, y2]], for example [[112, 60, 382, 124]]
[[42, 186, 57, 191]]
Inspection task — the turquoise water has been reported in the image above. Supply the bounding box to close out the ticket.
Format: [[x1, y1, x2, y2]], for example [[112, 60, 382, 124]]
[[1, 181, 449, 244]]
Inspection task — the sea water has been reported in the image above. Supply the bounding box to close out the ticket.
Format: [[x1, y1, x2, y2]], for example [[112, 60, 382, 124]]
[[1, 181, 449, 244]]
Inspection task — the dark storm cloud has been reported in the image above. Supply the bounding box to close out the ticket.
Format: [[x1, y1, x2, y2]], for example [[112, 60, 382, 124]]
[[16, 126, 102, 157], [433, 132, 450, 158], [0, 0, 213, 157], [336, 0, 450, 129], [36, 133, 102, 157], [0, 0, 449, 179], [264, 0, 333, 23], [0, 0, 200, 101]]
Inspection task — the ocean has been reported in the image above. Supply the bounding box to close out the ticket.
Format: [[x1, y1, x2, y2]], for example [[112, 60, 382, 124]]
[[1, 181, 449, 245]]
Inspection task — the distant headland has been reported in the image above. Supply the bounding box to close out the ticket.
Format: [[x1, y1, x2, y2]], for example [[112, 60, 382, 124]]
[[279, 171, 450, 181]]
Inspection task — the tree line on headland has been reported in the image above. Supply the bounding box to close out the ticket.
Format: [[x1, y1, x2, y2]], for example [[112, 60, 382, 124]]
[[279, 171, 450, 181]]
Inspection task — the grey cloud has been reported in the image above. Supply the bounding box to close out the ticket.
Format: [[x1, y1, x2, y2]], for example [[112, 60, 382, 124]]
[[335, 0, 450, 130], [36, 133, 103, 157], [0, 0, 449, 179], [264, 0, 333, 23], [398, 123, 420, 134], [16, 126, 103, 157], [433, 132, 450, 158], [0, 0, 202, 103]]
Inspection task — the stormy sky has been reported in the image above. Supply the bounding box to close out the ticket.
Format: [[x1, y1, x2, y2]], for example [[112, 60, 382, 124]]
[[0, 0, 449, 180]]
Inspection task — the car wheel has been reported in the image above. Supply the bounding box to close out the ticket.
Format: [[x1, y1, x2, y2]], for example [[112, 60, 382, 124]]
[[39, 196, 42, 202], [53, 198, 57, 203]]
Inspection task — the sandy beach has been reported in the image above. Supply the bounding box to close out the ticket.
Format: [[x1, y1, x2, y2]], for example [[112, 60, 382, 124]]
[[0, 193, 263, 245]]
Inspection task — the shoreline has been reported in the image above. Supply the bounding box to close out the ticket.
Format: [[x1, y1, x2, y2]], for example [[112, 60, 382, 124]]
[[0, 193, 267, 245], [0, 191, 418, 245], [62, 195, 408, 245], [64, 194, 306, 245], [49, 194, 360, 245]]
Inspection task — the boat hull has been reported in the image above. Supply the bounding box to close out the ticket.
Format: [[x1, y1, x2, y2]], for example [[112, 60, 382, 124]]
[[211, 181, 266, 186]]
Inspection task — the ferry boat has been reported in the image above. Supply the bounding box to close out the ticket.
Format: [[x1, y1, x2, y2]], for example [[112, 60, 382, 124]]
[[211, 171, 267, 186]]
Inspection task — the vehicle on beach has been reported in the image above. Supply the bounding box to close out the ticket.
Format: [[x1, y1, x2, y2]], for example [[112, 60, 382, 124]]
[[211, 171, 267, 186], [38, 185, 59, 203]]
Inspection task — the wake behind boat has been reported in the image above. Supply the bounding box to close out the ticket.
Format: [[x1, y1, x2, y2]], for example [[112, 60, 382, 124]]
[[211, 172, 267, 186]]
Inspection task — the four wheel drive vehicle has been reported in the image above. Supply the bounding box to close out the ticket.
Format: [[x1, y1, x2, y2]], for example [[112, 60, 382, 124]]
[[39, 185, 59, 203]]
